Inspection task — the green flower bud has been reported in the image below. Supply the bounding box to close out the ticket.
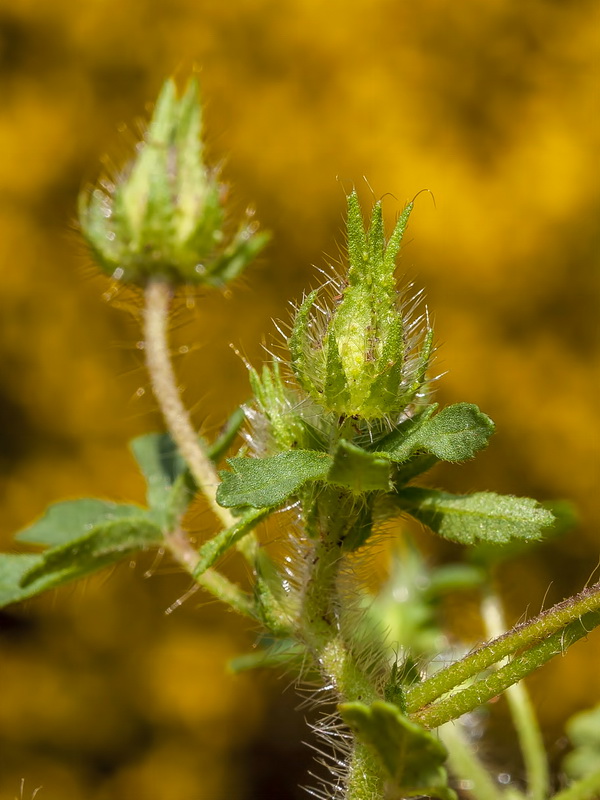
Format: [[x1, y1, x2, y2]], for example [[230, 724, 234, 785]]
[[79, 78, 268, 287], [289, 192, 433, 421]]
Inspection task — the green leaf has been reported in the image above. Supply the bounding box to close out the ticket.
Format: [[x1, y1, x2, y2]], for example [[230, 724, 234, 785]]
[[289, 289, 322, 399], [228, 638, 307, 674], [468, 500, 574, 568], [396, 487, 555, 545], [339, 700, 456, 800], [0, 553, 49, 607], [563, 705, 600, 780], [216, 450, 332, 509], [383, 200, 413, 274], [346, 191, 368, 281], [424, 563, 487, 597], [19, 516, 163, 589], [327, 440, 392, 493], [1, 512, 163, 609], [130, 432, 195, 527], [193, 508, 270, 577], [16, 498, 145, 547], [383, 403, 494, 463], [206, 406, 246, 463], [130, 432, 188, 510], [367, 201, 385, 272]]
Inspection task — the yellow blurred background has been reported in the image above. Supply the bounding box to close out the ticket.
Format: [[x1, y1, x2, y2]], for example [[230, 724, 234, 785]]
[[0, 1, 598, 798]]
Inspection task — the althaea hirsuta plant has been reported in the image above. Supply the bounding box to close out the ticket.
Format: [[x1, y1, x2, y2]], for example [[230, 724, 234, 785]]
[[1, 76, 600, 800]]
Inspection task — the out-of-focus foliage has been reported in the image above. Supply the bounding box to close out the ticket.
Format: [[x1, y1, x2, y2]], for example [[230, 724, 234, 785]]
[[0, 1, 597, 797]]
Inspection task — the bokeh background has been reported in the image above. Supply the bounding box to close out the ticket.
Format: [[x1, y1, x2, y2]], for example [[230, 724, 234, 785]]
[[0, 1, 598, 798]]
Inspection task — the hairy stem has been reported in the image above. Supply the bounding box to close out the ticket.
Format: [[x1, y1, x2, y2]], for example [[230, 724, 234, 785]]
[[143, 278, 256, 563], [481, 591, 549, 800], [164, 527, 255, 618], [143, 279, 234, 525], [406, 582, 600, 714], [300, 521, 384, 799], [412, 608, 600, 729]]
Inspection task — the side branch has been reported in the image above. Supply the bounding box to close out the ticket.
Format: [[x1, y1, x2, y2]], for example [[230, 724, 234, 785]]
[[412, 609, 600, 729], [406, 581, 600, 713]]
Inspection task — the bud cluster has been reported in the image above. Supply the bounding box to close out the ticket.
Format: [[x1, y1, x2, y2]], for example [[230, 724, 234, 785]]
[[289, 192, 433, 423], [79, 78, 268, 287]]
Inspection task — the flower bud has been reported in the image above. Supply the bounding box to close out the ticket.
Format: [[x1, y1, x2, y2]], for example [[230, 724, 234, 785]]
[[289, 192, 433, 421], [79, 78, 268, 286]]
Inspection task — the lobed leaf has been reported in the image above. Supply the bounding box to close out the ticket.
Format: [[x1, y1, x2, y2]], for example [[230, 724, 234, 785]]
[[339, 700, 456, 799]]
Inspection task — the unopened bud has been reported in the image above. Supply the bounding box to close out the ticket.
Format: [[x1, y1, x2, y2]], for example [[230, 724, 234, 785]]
[[289, 192, 433, 421], [79, 78, 268, 286]]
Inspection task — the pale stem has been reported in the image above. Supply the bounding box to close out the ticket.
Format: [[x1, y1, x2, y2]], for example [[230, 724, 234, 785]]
[[481, 591, 549, 800], [164, 527, 255, 618], [142, 278, 256, 563], [440, 721, 505, 800]]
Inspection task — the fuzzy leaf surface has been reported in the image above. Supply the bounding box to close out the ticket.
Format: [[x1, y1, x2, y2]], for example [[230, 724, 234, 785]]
[[16, 499, 145, 547], [19, 516, 164, 588], [396, 487, 555, 544], [216, 451, 331, 509], [339, 700, 456, 799], [382, 403, 494, 463]]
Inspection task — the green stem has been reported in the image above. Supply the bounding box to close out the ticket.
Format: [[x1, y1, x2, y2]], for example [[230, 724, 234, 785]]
[[300, 522, 383, 799], [164, 527, 255, 618], [552, 771, 600, 800], [481, 591, 549, 800], [406, 582, 600, 713], [143, 278, 257, 564], [412, 608, 600, 729], [440, 721, 504, 800]]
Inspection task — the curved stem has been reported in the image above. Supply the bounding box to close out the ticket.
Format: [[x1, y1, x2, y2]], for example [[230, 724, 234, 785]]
[[143, 278, 256, 563], [481, 591, 549, 800], [143, 279, 235, 527]]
